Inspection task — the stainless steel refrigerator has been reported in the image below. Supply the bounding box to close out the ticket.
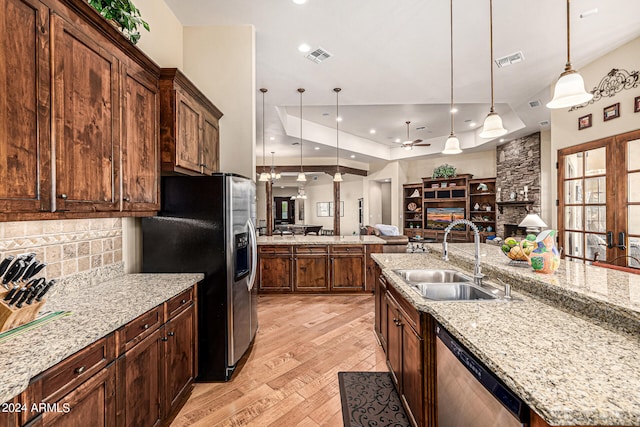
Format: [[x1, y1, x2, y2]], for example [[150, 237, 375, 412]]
[[142, 173, 258, 381]]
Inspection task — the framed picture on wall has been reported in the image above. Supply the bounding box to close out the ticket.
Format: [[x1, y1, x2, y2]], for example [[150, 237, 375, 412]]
[[635, 96, 640, 113], [578, 114, 592, 130], [603, 103, 620, 121], [328, 201, 345, 217], [317, 202, 330, 217]]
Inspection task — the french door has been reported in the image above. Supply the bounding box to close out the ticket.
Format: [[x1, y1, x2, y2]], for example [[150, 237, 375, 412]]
[[558, 129, 640, 267]]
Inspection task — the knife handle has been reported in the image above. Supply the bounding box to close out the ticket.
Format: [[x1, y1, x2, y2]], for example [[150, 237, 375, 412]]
[[4, 285, 20, 301], [8, 288, 26, 306], [36, 280, 55, 301], [15, 290, 31, 308]]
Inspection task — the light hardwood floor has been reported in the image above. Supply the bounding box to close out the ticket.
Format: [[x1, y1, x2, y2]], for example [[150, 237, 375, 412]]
[[171, 294, 387, 426]]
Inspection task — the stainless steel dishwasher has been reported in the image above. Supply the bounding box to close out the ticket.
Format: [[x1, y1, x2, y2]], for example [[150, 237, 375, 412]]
[[436, 324, 529, 427]]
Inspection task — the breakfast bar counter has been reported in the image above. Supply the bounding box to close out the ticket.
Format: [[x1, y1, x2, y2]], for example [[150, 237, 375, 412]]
[[372, 246, 640, 426]]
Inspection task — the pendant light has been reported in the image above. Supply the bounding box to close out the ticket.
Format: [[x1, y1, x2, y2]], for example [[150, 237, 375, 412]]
[[333, 88, 343, 182], [546, 0, 593, 109], [269, 152, 281, 181], [296, 88, 306, 182], [258, 88, 270, 181], [479, 0, 507, 138], [442, 0, 462, 155]]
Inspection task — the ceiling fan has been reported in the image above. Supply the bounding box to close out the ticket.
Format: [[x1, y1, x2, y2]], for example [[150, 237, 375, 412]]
[[397, 121, 431, 150]]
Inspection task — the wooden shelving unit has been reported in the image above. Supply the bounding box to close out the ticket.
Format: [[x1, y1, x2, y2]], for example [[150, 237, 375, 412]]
[[402, 183, 423, 237], [469, 177, 497, 240], [421, 174, 472, 241]]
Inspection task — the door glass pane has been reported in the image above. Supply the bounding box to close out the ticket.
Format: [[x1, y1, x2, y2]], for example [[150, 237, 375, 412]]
[[565, 206, 583, 230], [584, 177, 606, 203], [282, 201, 288, 220], [629, 172, 640, 203], [629, 206, 640, 234], [585, 206, 606, 232], [585, 233, 606, 261], [585, 147, 606, 176], [629, 236, 640, 268], [564, 154, 583, 178], [629, 139, 640, 170], [564, 179, 583, 204], [565, 232, 584, 257]]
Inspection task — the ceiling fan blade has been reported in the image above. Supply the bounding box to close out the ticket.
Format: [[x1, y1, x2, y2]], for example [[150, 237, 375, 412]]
[[413, 139, 423, 144], [413, 143, 432, 147]]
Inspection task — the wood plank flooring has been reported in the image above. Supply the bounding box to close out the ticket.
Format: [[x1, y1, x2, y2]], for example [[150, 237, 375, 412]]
[[171, 294, 387, 426]]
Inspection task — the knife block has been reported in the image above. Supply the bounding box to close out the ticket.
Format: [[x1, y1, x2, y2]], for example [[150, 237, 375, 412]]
[[0, 290, 45, 333]]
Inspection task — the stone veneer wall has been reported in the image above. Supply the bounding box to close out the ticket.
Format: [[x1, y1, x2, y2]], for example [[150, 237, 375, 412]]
[[496, 132, 542, 237], [0, 218, 123, 283]]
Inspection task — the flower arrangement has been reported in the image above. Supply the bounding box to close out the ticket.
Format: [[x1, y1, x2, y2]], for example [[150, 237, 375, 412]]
[[87, 0, 150, 44], [432, 164, 456, 179]]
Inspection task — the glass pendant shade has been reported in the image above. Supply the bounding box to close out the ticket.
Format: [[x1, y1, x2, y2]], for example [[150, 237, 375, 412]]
[[296, 172, 306, 182], [546, 70, 593, 109], [333, 172, 343, 182], [479, 112, 508, 138], [442, 134, 462, 154], [258, 172, 269, 182]]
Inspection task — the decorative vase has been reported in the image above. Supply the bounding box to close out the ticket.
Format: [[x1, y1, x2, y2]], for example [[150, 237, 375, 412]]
[[520, 230, 560, 274]]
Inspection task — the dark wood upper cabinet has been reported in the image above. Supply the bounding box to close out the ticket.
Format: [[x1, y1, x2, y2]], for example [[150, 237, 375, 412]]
[[120, 60, 159, 212], [159, 68, 223, 176], [51, 14, 120, 213], [0, 0, 51, 214]]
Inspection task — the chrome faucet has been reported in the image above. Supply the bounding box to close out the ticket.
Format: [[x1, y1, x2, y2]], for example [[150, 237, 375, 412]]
[[442, 219, 484, 287]]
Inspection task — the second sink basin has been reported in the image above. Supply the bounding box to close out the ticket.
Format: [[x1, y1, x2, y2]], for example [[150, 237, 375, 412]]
[[412, 282, 497, 301], [393, 269, 472, 284]]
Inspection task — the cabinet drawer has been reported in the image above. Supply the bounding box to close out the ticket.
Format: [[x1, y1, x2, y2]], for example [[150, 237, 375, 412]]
[[294, 245, 328, 255], [35, 334, 115, 405], [118, 306, 163, 354], [330, 245, 364, 255], [166, 287, 193, 319], [259, 245, 292, 255]]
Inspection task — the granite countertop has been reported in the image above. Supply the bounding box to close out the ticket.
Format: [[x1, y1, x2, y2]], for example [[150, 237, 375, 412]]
[[257, 235, 386, 245], [0, 273, 203, 404], [372, 251, 640, 426]]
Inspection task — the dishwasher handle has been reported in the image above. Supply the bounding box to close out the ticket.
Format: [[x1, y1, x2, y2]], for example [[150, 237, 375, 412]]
[[436, 324, 530, 423]]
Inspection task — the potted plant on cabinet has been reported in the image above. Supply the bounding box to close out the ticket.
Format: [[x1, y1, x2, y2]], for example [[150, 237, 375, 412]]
[[432, 164, 457, 179], [87, 0, 150, 44]]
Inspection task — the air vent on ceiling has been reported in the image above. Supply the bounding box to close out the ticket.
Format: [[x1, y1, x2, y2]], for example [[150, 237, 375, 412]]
[[529, 100, 542, 108], [495, 51, 524, 68], [539, 120, 550, 127], [306, 47, 332, 63]]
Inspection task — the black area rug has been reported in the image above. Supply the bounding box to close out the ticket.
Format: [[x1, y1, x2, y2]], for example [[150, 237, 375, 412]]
[[338, 371, 411, 427]]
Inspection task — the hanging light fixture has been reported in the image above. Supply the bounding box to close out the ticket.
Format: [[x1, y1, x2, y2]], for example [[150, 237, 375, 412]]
[[258, 88, 270, 181], [442, 0, 462, 155], [296, 88, 307, 182], [546, 0, 593, 109], [269, 152, 281, 181], [333, 88, 343, 182], [480, 0, 508, 138]]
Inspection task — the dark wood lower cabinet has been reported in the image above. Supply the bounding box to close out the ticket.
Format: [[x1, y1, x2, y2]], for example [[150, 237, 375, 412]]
[[163, 307, 195, 412], [294, 255, 328, 291]]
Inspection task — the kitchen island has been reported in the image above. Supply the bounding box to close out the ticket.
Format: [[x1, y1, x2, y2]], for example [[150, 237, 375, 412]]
[[257, 235, 385, 293], [0, 272, 203, 425], [372, 244, 640, 427]]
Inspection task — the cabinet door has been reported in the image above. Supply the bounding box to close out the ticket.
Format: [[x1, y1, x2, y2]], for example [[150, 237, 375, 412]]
[[330, 255, 365, 291], [401, 322, 423, 427], [174, 91, 202, 174], [116, 328, 162, 427], [385, 294, 402, 389], [258, 255, 292, 291], [120, 60, 159, 212], [34, 364, 116, 427], [0, 0, 51, 214], [200, 109, 219, 175], [375, 273, 388, 351], [294, 255, 328, 292], [163, 305, 195, 413], [51, 14, 120, 213]]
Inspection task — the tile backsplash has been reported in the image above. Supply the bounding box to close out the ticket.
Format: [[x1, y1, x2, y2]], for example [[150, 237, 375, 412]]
[[0, 218, 123, 282]]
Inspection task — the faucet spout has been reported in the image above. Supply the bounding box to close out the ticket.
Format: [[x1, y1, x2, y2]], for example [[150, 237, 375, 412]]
[[442, 219, 484, 287]]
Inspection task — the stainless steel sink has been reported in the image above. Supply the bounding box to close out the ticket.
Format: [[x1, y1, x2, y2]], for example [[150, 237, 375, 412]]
[[412, 282, 498, 301], [393, 269, 472, 284]]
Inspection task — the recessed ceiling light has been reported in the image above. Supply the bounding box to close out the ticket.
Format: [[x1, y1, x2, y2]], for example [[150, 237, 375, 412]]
[[450, 107, 458, 113], [350, 155, 355, 158], [280, 186, 285, 189], [395, 138, 401, 143], [370, 129, 376, 134], [292, 0, 307, 4], [298, 43, 311, 53], [314, 146, 320, 150], [269, 136, 275, 141], [469, 122, 477, 127], [385, 179, 390, 182], [336, 117, 343, 122], [499, 138, 505, 143]]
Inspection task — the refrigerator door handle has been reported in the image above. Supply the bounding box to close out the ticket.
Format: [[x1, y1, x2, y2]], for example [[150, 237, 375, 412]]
[[247, 219, 258, 291]]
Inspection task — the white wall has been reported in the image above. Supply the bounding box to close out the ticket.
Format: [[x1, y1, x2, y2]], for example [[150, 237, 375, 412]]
[[183, 26, 256, 180], [549, 36, 640, 228], [402, 150, 497, 183], [135, 0, 183, 68], [381, 182, 391, 224]]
